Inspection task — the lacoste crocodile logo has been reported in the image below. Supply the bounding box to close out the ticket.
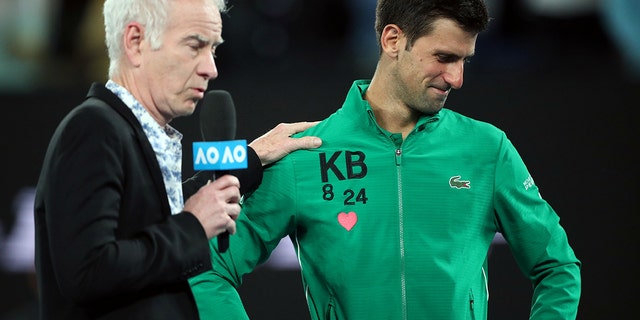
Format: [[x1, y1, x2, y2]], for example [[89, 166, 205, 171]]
[[449, 175, 470, 189]]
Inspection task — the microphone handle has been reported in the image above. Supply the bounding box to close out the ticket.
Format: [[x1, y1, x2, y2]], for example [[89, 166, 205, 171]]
[[213, 171, 230, 253], [218, 232, 229, 253]]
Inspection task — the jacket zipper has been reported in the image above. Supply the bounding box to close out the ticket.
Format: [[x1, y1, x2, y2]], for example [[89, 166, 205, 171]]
[[395, 147, 407, 320]]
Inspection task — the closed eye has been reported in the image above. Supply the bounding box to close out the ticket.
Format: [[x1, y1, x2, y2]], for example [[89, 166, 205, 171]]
[[436, 53, 474, 64], [437, 54, 460, 64], [184, 34, 223, 58]]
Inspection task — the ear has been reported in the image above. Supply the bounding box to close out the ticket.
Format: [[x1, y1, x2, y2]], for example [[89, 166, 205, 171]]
[[122, 22, 145, 67], [380, 24, 403, 58]]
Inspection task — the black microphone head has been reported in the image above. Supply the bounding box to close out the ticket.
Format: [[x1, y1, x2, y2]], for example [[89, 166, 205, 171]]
[[199, 90, 236, 141]]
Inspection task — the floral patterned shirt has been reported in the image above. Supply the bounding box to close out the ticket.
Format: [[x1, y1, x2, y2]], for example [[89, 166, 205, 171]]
[[106, 81, 184, 214]]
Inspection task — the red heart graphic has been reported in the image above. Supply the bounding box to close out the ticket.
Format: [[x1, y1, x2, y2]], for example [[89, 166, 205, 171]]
[[338, 212, 358, 231]]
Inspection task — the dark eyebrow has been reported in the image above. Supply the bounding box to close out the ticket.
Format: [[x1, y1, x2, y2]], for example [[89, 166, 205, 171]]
[[435, 51, 474, 62]]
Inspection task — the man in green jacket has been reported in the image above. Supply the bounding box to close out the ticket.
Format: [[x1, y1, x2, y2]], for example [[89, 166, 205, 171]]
[[190, 0, 581, 319]]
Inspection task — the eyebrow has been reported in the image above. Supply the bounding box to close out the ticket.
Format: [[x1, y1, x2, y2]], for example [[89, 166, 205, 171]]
[[435, 50, 475, 61], [185, 34, 224, 47]]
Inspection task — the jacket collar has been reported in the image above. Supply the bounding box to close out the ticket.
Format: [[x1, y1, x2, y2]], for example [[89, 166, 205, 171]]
[[344, 80, 442, 136]]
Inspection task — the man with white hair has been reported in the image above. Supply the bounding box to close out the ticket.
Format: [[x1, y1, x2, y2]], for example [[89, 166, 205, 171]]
[[34, 0, 321, 318]]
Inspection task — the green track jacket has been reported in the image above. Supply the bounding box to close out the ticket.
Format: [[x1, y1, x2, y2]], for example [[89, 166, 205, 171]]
[[190, 80, 581, 319]]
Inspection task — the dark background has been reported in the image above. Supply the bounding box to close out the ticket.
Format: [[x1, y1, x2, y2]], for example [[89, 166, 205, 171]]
[[1, 1, 638, 319]]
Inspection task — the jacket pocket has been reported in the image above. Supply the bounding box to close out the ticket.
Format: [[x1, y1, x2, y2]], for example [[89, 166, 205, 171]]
[[325, 297, 337, 320], [469, 289, 476, 320]]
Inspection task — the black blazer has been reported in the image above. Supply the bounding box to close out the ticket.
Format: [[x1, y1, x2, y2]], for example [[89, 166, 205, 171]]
[[34, 83, 262, 319]]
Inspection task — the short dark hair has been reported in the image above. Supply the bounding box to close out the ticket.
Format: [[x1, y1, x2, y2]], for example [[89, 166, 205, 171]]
[[375, 0, 490, 50]]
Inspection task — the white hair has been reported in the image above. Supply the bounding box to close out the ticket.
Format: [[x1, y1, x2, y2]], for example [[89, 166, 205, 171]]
[[103, 0, 228, 77]]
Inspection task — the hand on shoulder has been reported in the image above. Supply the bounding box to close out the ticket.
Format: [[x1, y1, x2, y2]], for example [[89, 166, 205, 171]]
[[249, 121, 322, 166]]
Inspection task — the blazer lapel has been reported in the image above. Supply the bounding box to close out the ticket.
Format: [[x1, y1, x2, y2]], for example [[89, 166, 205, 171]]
[[86, 83, 173, 217]]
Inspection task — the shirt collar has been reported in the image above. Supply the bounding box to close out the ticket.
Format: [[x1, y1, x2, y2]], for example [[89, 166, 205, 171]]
[[105, 80, 183, 142]]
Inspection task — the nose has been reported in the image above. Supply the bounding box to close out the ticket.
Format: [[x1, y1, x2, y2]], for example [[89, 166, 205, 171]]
[[199, 52, 219, 80], [443, 61, 464, 90]]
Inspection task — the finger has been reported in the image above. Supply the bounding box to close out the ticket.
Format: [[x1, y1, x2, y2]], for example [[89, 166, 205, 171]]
[[226, 220, 237, 235], [285, 121, 320, 134], [287, 136, 322, 150], [227, 203, 241, 220], [201, 180, 240, 205], [208, 174, 240, 189]]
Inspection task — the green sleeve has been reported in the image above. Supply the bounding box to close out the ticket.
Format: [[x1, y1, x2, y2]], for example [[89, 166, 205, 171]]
[[189, 157, 299, 320], [493, 134, 581, 319], [189, 249, 250, 320]]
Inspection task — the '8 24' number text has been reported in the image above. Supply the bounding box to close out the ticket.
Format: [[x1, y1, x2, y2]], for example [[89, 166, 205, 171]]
[[322, 184, 368, 205]]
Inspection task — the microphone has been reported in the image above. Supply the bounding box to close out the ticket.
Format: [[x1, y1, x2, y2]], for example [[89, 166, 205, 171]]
[[194, 90, 247, 253], [200, 90, 236, 145]]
